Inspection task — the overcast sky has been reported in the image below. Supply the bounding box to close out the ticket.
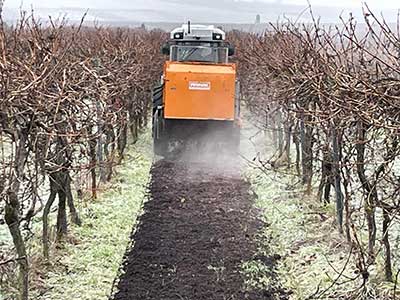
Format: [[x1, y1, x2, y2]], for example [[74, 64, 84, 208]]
[[2, 0, 400, 23]]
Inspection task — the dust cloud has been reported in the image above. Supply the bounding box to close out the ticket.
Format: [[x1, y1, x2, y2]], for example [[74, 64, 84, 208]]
[[155, 119, 267, 177]]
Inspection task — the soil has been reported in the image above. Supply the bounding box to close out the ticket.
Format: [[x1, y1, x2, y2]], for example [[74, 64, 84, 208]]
[[111, 160, 286, 300]]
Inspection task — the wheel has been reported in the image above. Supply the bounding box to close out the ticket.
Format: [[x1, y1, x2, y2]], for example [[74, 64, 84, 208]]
[[153, 108, 168, 157]]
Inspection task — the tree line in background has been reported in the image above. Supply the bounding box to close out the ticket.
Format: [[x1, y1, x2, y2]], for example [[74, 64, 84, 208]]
[[0, 12, 165, 300], [233, 6, 400, 298]]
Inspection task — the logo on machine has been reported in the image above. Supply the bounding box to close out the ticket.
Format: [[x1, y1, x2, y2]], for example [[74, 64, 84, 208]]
[[189, 81, 211, 91]]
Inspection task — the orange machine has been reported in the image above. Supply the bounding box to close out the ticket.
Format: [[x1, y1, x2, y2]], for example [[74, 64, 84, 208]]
[[153, 23, 240, 158], [163, 62, 236, 120]]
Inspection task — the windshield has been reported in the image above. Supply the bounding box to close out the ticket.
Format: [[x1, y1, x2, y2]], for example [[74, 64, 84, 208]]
[[170, 45, 228, 63]]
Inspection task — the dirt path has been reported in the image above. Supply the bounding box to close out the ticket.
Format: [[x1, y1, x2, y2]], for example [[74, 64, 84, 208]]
[[111, 160, 280, 300]]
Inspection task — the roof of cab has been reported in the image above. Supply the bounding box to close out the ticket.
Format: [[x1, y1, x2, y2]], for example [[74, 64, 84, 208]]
[[170, 24, 226, 41]]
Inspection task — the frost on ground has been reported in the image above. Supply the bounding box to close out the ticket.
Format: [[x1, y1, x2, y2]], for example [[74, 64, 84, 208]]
[[241, 122, 398, 299], [32, 132, 152, 300]]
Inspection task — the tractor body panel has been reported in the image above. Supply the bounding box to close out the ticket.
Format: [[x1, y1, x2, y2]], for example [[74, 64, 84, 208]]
[[163, 61, 236, 120]]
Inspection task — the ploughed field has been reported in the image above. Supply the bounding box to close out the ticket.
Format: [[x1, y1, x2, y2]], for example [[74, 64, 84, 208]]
[[111, 160, 278, 300]]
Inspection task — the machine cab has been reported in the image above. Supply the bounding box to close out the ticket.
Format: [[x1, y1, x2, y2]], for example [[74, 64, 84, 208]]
[[162, 23, 235, 64]]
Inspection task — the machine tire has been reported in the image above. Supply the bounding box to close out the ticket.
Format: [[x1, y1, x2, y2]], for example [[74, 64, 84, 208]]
[[152, 85, 168, 157]]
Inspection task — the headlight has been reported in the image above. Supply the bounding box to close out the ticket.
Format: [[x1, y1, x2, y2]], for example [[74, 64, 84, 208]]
[[213, 33, 222, 40], [173, 32, 184, 39]]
